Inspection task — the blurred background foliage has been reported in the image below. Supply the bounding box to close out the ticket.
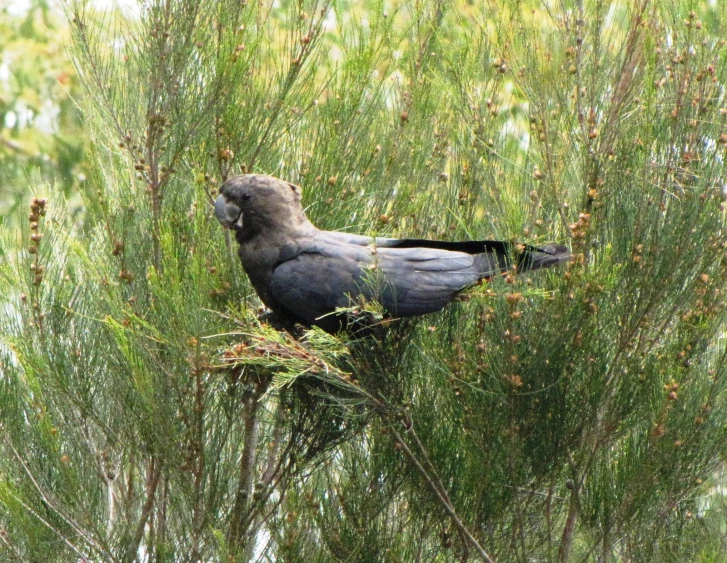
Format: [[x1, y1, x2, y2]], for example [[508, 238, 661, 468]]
[[2, 0, 727, 562], [0, 0, 88, 222]]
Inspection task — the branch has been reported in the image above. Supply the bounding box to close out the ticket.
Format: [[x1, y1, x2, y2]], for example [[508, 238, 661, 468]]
[[261, 398, 287, 486], [242, 438, 297, 541], [246, 0, 331, 171], [227, 377, 268, 553], [124, 457, 162, 563], [1, 489, 90, 561], [389, 424, 496, 563], [557, 482, 580, 563], [0, 527, 24, 562], [6, 440, 113, 560]]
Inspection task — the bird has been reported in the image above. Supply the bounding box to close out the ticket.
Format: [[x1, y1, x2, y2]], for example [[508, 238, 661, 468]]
[[215, 174, 570, 333]]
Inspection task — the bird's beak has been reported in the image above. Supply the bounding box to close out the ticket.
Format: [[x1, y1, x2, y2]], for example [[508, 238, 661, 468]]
[[215, 194, 243, 230]]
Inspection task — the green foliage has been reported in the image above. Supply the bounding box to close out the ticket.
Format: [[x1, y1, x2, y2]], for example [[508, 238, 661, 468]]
[[2, 0, 727, 561], [0, 1, 87, 222]]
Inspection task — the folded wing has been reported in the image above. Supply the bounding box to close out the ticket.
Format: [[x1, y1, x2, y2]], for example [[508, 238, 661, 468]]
[[268, 233, 569, 328]]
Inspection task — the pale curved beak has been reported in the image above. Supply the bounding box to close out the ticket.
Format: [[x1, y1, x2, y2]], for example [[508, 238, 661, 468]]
[[215, 194, 243, 229]]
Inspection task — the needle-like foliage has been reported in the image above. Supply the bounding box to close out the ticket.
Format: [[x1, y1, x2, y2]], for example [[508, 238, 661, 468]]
[[2, 0, 727, 561]]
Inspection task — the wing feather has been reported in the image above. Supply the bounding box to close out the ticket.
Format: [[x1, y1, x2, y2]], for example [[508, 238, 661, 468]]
[[266, 234, 569, 327]]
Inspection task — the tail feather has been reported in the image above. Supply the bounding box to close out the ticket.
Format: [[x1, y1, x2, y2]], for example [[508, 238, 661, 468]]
[[382, 236, 571, 274], [517, 243, 571, 271]]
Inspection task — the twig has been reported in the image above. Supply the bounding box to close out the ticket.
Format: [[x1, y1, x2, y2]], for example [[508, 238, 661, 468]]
[[6, 441, 113, 560], [0, 137, 30, 155], [246, 1, 331, 171], [124, 457, 162, 563], [546, 483, 554, 560], [157, 476, 169, 560], [191, 347, 207, 558], [2, 489, 91, 561], [0, 528, 24, 562], [78, 418, 116, 534], [389, 424, 496, 563], [244, 466, 295, 549]]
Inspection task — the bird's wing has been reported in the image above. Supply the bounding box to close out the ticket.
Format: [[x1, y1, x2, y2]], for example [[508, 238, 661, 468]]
[[375, 246, 494, 316], [267, 243, 479, 324], [268, 233, 569, 324], [267, 237, 374, 327], [373, 241, 569, 316]]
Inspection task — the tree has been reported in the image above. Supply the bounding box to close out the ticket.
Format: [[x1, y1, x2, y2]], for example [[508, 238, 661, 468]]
[[2, 0, 727, 561]]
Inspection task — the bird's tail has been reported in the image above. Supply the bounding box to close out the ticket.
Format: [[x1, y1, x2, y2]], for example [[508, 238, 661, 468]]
[[517, 243, 571, 272]]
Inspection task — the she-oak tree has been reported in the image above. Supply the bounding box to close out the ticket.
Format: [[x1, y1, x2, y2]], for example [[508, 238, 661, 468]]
[[2, 1, 727, 561]]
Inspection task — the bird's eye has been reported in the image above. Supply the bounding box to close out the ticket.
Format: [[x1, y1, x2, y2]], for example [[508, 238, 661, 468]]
[[241, 193, 251, 201]]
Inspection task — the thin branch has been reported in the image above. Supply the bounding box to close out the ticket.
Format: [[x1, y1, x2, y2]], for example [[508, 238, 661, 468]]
[[6, 441, 113, 560], [389, 424, 496, 563], [157, 475, 169, 562], [546, 483, 554, 560], [124, 457, 162, 563], [261, 398, 287, 486], [243, 439, 297, 540], [246, 1, 331, 171], [558, 482, 580, 563], [191, 348, 207, 558], [78, 418, 116, 534], [0, 528, 24, 562], [228, 377, 269, 554], [0, 137, 31, 155], [2, 489, 91, 561]]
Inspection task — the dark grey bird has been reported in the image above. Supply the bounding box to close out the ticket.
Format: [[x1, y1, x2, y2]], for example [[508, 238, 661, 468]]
[[215, 174, 570, 333]]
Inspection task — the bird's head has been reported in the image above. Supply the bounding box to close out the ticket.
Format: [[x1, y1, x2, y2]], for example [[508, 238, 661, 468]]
[[215, 174, 311, 239]]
